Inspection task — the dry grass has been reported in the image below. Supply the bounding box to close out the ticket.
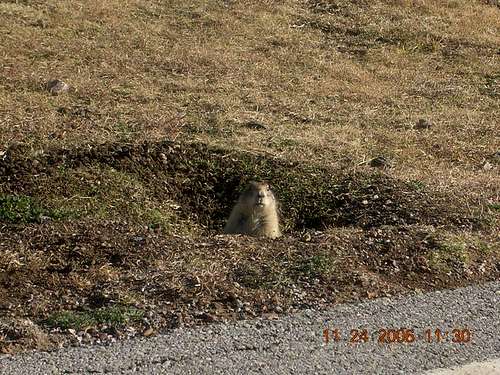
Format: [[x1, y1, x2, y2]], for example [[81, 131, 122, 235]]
[[1, 0, 498, 203]]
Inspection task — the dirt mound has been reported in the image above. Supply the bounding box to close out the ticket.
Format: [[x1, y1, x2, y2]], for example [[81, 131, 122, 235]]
[[0, 318, 53, 354], [0, 219, 498, 354], [0, 140, 497, 354], [1, 140, 482, 232]]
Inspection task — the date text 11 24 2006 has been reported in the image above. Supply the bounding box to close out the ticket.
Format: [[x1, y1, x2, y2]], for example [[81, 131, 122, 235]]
[[322, 326, 472, 345]]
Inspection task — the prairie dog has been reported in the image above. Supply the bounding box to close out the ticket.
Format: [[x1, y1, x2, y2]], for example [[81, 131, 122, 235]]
[[224, 181, 281, 239]]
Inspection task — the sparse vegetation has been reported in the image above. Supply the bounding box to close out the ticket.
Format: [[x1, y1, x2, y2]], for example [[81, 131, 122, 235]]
[[0, 195, 44, 223], [294, 254, 335, 279], [488, 203, 500, 211], [0, 194, 68, 223], [0, 0, 498, 354], [425, 232, 499, 273], [45, 307, 144, 331], [427, 239, 470, 273]]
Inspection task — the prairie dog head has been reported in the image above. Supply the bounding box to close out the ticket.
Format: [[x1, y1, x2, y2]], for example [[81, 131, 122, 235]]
[[224, 180, 281, 238], [239, 181, 277, 212]]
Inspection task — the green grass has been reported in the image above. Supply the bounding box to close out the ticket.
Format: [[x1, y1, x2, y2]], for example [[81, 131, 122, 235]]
[[232, 252, 336, 290], [44, 306, 144, 331], [427, 240, 470, 273], [38, 165, 186, 231], [0, 194, 69, 224], [145, 208, 174, 230], [408, 180, 426, 191], [293, 254, 335, 279], [488, 203, 500, 211]]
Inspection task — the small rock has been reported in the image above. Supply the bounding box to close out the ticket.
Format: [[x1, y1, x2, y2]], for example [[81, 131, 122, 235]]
[[489, 151, 500, 164], [81, 332, 92, 344], [46, 79, 70, 95], [369, 156, 391, 169], [133, 236, 145, 244], [243, 120, 266, 130], [301, 232, 312, 242], [31, 19, 48, 28], [483, 161, 493, 171], [98, 333, 108, 341], [415, 118, 432, 129], [366, 291, 377, 299], [143, 327, 155, 337], [262, 313, 279, 320]]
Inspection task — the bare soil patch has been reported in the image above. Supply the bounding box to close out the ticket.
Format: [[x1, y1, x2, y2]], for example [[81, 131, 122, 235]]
[[0, 141, 498, 353]]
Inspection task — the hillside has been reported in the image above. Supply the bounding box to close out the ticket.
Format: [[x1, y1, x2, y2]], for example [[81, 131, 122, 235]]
[[0, 0, 499, 353]]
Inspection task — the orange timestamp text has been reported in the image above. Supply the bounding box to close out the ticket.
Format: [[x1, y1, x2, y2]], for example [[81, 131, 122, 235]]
[[322, 325, 472, 345]]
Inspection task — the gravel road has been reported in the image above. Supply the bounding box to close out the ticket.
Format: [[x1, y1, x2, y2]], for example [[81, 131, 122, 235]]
[[1, 282, 499, 374]]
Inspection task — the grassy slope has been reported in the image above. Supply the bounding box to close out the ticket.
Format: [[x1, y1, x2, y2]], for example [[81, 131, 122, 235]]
[[0, 0, 499, 353], [1, 0, 499, 197]]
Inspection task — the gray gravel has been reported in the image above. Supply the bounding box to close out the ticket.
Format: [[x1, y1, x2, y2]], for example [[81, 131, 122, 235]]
[[1, 282, 499, 374]]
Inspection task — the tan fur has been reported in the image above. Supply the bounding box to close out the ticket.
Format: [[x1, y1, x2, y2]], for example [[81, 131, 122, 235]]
[[224, 181, 281, 239]]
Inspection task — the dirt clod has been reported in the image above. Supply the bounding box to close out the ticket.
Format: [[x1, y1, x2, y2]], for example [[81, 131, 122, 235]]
[[415, 119, 432, 130], [46, 79, 70, 96]]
